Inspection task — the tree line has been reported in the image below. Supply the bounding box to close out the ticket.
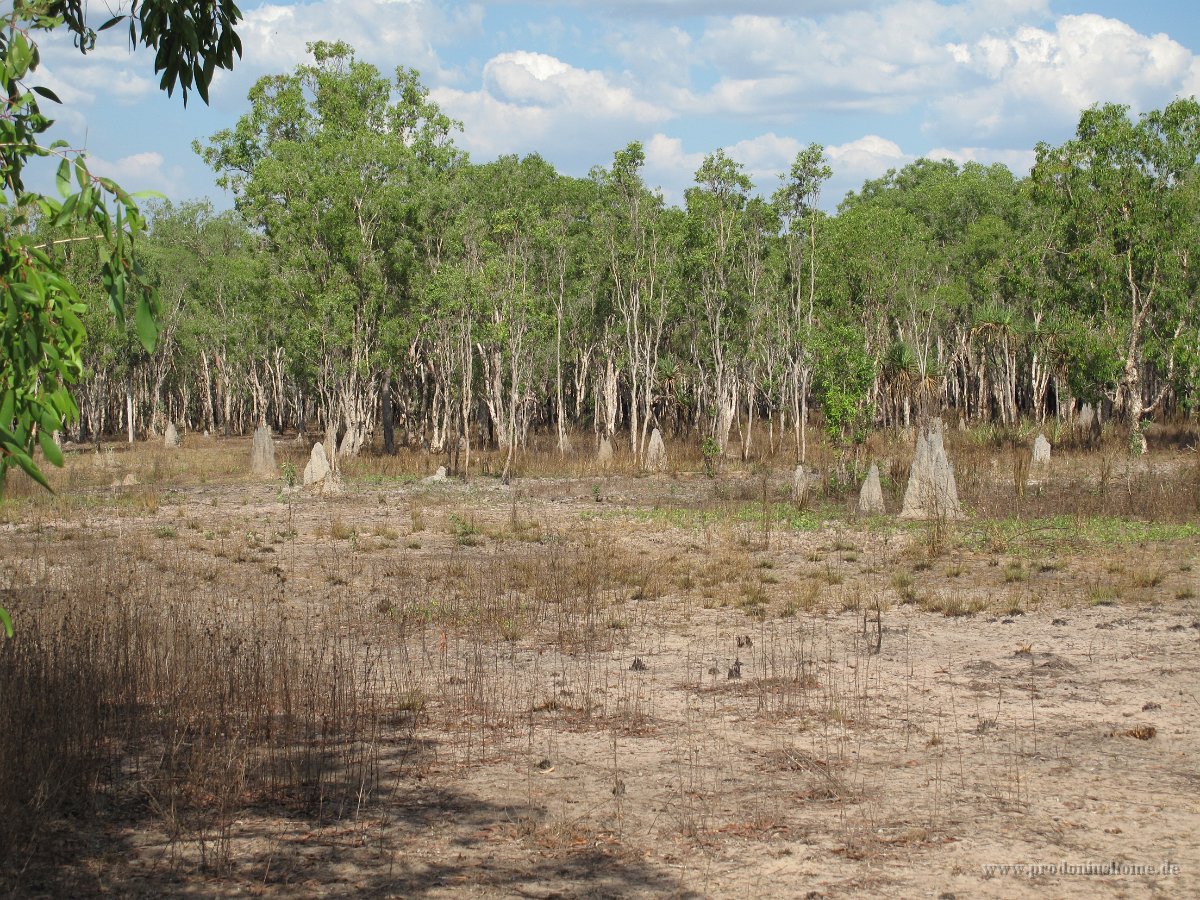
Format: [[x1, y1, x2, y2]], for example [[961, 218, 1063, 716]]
[[46, 42, 1200, 465]]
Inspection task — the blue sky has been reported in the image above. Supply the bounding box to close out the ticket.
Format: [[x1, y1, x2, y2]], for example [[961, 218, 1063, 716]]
[[34, 0, 1200, 209]]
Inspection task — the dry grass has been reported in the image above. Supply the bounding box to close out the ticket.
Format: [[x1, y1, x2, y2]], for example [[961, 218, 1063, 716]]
[[0, 532, 419, 885], [0, 427, 1197, 896]]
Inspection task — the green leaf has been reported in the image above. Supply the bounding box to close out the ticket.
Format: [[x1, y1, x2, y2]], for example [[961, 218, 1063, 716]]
[[9, 34, 31, 76], [32, 84, 61, 103], [39, 428, 63, 467], [0, 606, 12, 639], [35, 401, 61, 435], [55, 192, 78, 225], [56, 157, 71, 197], [135, 294, 158, 352]]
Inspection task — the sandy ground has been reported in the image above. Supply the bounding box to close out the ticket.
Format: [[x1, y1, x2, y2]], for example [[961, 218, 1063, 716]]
[[2, 449, 1198, 898]]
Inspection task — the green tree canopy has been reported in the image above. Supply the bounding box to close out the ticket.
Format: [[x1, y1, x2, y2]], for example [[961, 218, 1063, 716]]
[[198, 41, 460, 455], [1032, 98, 1200, 449]]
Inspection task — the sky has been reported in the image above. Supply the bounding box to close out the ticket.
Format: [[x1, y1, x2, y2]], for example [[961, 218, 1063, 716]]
[[31, 0, 1200, 210]]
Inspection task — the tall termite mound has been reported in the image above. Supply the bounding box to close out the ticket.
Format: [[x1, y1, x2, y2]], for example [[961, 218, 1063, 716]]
[[857, 462, 885, 515], [251, 424, 276, 477], [900, 418, 963, 520]]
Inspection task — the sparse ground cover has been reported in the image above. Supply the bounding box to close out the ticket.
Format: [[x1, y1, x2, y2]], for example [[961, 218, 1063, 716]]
[[1, 431, 1197, 898]]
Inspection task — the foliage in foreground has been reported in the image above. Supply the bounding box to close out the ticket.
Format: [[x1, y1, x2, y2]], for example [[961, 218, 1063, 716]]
[[1, 0, 242, 491]]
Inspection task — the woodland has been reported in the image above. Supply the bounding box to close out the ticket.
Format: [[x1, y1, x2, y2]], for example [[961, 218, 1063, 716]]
[[43, 42, 1200, 468]]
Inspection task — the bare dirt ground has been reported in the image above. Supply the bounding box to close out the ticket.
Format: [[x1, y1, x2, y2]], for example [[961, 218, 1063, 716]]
[[2, 436, 1197, 898]]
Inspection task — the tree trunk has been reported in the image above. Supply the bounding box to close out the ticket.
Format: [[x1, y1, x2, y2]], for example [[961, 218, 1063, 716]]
[[382, 368, 395, 455], [125, 383, 135, 444]]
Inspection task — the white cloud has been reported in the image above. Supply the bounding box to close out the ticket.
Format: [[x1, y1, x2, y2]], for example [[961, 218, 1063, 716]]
[[607, 24, 694, 90], [820, 134, 912, 202], [724, 133, 805, 181], [233, 0, 483, 88], [929, 14, 1200, 144], [480, 51, 664, 119], [828, 134, 910, 178], [30, 64, 93, 108], [681, 6, 974, 119], [86, 151, 183, 198], [23, 65, 90, 136], [639, 1, 1192, 143], [433, 52, 673, 166], [32, 37, 158, 111], [1187, 57, 1200, 98], [641, 133, 705, 202], [81, 65, 157, 103], [645, 6, 1198, 148]]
